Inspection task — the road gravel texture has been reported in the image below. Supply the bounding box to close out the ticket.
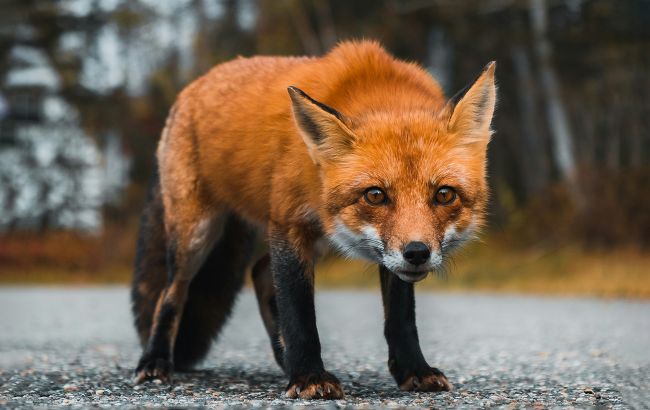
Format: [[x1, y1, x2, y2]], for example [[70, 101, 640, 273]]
[[0, 287, 648, 408]]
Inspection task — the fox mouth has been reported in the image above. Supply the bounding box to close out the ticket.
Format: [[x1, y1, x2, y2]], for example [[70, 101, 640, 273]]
[[393, 270, 429, 283]]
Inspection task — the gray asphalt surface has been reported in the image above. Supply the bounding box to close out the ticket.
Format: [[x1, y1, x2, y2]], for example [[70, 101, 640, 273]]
[[0, 287, 648, 408]]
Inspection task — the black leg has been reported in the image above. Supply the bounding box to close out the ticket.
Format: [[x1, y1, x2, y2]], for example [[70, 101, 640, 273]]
[[269, 233, 344, 399], [134, 240, 190, 384], [380, 265, 452, 392], [134, 280, 187, 384], [252, 254, 285, 370]]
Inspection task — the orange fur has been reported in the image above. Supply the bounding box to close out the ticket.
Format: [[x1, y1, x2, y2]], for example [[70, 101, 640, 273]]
[[158, 40, 495, 264], [136, 40, 497, 394]]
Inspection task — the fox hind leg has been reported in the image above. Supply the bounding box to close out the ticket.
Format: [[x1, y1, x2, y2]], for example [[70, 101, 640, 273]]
[[133, 153, 229, 383], [133, 205, 258, 382], [132, 170, 168, 348], [134, 208, 225, 384]]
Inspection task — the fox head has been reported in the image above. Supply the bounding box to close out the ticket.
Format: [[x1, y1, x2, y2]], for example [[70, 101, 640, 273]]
[[289, 63, 496, 283]]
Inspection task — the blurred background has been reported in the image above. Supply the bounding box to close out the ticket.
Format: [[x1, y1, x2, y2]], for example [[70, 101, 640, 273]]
[[0, 0, 648, 296]]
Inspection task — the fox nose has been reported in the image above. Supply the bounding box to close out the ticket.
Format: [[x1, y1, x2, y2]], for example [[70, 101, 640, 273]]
[[402, 242, 431, 266]]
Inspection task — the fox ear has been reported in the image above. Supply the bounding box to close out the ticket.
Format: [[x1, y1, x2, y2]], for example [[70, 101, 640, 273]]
[[448, 62, 497, 147], [288, 86, 356, 163]]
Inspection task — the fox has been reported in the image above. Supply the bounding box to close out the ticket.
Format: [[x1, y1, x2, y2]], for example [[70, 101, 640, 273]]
[[131, 40, 496, 399]]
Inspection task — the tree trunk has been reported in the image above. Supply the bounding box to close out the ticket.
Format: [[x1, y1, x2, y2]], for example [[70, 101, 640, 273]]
[[285, 0, 322, 55], [313, 0, 337, 50], [511, 44, 549, 196], [529, 0, 580, 197], [427, 27, 453, 94]]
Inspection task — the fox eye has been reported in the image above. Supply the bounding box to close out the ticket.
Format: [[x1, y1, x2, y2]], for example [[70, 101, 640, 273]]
[[364, 187, 387, 205], [435, 186, 457, 205]]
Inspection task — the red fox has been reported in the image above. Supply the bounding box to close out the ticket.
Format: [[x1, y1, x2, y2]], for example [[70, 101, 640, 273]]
[[131, 40, 496, 399]]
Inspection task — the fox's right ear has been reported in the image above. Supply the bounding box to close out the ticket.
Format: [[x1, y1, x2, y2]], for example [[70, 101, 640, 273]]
[[288, 86, 356, 164]]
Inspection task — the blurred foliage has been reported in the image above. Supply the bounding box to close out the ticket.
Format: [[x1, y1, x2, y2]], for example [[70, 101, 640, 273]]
[[0, 0, 648, 287], [0, 219, 138, 271]]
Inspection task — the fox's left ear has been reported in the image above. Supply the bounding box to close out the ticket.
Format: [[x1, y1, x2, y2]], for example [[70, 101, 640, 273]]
[[448, 62, 497, 147], [288, 86, 356, 164]]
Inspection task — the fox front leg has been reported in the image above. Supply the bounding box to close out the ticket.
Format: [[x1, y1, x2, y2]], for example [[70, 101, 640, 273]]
[[269, 230, 344, 399], [379, 266, 452, 392], [251, 254, 284, 370]]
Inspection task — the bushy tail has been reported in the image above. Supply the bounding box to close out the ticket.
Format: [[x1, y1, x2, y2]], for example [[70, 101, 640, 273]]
[[172, 214, 257, 369], [131, 171, 257, 369]]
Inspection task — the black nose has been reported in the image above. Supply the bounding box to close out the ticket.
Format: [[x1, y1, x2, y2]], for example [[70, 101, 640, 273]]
[[402, 242, 431, 266]]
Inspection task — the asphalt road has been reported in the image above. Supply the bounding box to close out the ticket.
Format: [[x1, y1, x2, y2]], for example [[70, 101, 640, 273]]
[[0, 287, 648, 408]]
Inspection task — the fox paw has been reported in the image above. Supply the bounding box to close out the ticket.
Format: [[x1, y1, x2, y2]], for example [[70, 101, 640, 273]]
[[133, 355, 173, 384], [398, 367, 452, 392], [285, 371, 345, 399]]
